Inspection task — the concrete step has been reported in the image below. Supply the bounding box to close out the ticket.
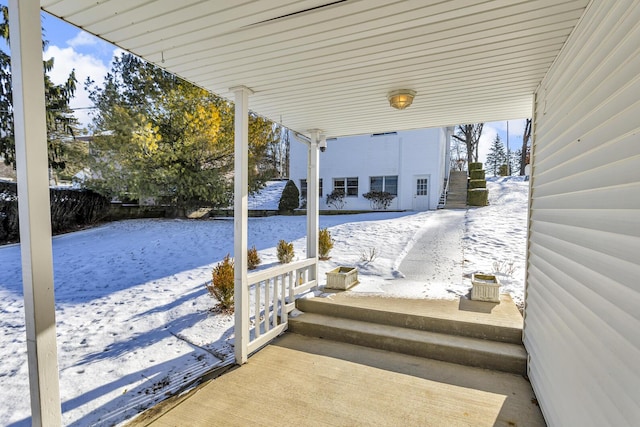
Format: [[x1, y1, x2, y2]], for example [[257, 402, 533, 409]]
[[288, 312, 527, 375], [445, 171, 468, 208], [296, 296, 522, 344], [444, 203, 467, 209]]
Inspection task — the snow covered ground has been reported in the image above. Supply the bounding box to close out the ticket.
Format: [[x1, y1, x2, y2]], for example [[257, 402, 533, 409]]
[[0, 177, 528, 426]]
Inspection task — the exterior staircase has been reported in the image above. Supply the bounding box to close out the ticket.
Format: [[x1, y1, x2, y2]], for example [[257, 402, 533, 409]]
[[444, 170, 468, 208], [289, 293, 527, 375]]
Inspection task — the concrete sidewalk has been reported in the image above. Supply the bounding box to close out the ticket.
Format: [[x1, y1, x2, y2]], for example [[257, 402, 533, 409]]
[[397, 209, 466, 284]]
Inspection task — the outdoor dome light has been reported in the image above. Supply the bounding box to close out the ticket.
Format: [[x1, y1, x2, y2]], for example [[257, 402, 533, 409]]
[[387, 89, 417, 110]]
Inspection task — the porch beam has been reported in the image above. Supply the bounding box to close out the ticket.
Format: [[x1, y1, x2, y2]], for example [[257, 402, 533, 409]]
[[306, 129, 322, 284], [231, 85, 253, 365], [8, 0, 62, 425]]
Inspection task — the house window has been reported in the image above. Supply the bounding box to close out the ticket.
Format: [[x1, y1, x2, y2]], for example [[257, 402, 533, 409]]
[[300, 179, 323, 198], [370, 175, 398, 195], [334, 177, 358, 196]]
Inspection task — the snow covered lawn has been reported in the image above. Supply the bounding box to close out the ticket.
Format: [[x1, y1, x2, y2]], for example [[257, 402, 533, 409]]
[[0, 177, 528, 426]]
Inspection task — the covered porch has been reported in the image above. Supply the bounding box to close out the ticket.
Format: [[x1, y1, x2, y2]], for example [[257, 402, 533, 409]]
[[9, 0, 640, 426], [129, 293, 543, 426]]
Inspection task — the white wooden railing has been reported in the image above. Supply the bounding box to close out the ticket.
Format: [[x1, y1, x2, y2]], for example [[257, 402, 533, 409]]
[[246, 258, 317, 354]]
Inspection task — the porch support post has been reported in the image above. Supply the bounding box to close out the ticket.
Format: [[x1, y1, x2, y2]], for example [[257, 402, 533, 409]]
[[306, 129, 322, 285], [231, 85, 253, 365], [9, 0, 62, 425]]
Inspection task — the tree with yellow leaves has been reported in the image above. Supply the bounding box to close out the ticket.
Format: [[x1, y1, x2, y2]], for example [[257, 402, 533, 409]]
[[86, 53, 278, 212]]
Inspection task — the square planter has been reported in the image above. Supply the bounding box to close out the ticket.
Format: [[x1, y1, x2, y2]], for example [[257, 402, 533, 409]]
[[325, 267, 359, 290], [471, 273, 500, 302]]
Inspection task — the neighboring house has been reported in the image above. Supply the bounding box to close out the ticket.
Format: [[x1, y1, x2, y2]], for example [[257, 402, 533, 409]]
[[289, 128, 453, 211]]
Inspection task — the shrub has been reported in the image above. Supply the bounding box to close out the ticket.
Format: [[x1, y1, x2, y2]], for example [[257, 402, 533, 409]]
[[0, 181, 110, 244], [325, 189, 346, 210], [278, 180, 300, 212], [247, 245, 261, 270], [208, 254, 235, 312], [318, 228, 334, 260], [468, 162, 483, 171], [360, 247, 378, 264], [277, 239, 295, 264], [362, 191, 395, 210]]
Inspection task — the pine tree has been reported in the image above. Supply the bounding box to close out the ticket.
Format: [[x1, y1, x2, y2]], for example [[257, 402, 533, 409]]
[[0, 5, 78, 174], [86, 52, 278, 211], [278, 180, 300, 212], [486, 135, 507, 176]]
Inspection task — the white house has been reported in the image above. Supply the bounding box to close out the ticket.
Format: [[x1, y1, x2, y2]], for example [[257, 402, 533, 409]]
[[289, 128, 452, 211]]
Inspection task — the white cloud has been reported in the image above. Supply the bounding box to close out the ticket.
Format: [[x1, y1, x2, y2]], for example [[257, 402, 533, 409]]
[[66, 31, 98, 48], [43, 45, 110, 131]]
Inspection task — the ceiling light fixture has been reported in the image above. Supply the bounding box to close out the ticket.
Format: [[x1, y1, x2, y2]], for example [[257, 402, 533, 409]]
[[387, 89, 416, 110]]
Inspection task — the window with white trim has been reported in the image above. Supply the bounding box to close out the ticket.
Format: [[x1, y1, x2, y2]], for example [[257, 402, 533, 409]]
[[333, 177, 358, 196], [370, 175, 398, 195], [300, 178, 323, 198]]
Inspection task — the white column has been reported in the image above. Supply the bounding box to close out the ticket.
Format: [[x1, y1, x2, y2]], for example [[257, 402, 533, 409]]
[[9, 1, 61, 425], [306, 129, 321, 285], [231, 85, 253, 365]]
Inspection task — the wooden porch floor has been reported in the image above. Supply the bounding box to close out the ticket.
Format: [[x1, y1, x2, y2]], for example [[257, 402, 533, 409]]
[[130, 332, 545, 426]]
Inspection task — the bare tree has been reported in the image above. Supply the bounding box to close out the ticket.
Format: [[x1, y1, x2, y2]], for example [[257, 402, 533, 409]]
[[451, 124, 483, 173], [519, 119, 532, 175]]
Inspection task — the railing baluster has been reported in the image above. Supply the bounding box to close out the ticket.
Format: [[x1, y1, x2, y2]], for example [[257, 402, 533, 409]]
[[288, 271, 294, 304], [281, 272, 287, 324], [254, 281, 261, 338], [264, 278, 271, 332], [272, 275, 279, 328]]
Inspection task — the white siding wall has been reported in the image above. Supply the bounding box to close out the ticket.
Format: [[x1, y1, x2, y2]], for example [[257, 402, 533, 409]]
[[525, 1, 640, 426], [289, 129, 446, 211]]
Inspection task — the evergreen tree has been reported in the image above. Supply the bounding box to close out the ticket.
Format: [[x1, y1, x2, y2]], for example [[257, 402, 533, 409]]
[[486, 134, 506, 176], [0, 5, 78, 174], [86, 52, 277, 211], [278, 179, 300, 212]]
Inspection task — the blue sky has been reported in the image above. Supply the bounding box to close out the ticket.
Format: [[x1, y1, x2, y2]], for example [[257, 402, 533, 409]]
[[1, 3, 528, 161]]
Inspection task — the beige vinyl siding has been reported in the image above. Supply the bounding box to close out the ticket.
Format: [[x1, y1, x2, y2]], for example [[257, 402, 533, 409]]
[[525, 1, 640, 426]]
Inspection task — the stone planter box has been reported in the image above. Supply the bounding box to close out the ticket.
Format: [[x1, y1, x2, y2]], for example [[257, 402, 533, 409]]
[[325, 267, 359, 290], [471, 273, 500, 302]]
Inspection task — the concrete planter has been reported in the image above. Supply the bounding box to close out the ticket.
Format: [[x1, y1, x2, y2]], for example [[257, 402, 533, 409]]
[[471, 273, 500, 302], [325, 267, 359, 290]]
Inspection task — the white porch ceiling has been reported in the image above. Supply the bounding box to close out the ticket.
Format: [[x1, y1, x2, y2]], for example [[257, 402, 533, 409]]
[[41, 0, 591, 138]]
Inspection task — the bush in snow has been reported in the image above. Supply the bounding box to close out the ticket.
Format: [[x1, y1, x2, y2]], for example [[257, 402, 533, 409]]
[[208, 254, 234, 312], [362, 191, 395, 210], [247, 245, 261, 270], [278, 180, 300, 213], [325, 189, 346, 210], [277, 239, 295, 264], [359, 247, 378, 264], [318, 228, 334, 260]]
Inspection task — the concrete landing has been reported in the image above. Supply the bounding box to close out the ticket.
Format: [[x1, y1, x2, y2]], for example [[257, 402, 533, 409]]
[[134, 334, 545, 427]]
